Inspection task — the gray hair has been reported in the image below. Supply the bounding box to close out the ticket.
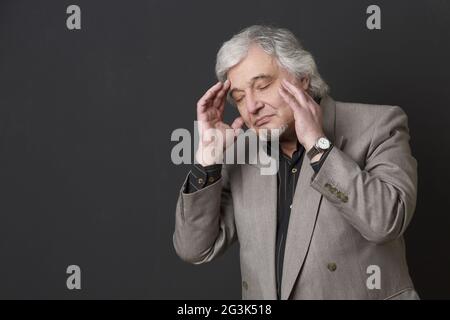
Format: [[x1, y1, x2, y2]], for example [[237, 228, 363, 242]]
[[215, 25, 329, 102]]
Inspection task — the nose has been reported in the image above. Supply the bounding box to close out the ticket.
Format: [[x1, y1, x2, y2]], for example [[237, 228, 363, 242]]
[[245, 92, 264, 115]]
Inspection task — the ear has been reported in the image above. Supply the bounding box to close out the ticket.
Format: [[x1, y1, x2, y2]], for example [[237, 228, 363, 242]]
[[300, 76, 310, 91]]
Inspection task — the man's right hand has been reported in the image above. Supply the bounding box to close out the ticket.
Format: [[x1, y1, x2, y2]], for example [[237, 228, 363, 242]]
[[196, 80, 244, 166]]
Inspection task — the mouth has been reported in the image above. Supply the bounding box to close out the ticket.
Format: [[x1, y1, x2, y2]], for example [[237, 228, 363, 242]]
[[255, 115, 274, 127]]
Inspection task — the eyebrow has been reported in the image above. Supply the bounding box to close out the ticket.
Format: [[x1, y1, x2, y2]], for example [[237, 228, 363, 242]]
[[229, 74, 273, 98]]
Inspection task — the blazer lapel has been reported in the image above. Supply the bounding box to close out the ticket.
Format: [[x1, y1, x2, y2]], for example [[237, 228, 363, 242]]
[[281, 95, 344, 299], [247, 95, 344, 300]]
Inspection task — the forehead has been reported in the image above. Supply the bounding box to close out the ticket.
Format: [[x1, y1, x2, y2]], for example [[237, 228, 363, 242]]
[[227, 44, 279, 89]]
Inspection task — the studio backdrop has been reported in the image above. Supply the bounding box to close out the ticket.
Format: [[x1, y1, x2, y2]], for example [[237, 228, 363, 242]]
[[0, 0, 449, 299]]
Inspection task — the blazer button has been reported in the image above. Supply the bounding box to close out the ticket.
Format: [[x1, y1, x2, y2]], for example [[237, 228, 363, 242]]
[[242, 281, 248, 290], [327, 262, 337, 272]]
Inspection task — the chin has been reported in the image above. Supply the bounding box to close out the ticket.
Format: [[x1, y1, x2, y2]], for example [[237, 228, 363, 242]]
[[257, 123, 289, 141]]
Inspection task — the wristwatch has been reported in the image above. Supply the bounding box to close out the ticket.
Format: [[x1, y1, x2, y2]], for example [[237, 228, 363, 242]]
[[307, 136, 332, 160]]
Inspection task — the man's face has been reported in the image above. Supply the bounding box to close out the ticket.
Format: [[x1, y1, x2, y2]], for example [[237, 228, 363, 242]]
[[227, 44, 306, 138]]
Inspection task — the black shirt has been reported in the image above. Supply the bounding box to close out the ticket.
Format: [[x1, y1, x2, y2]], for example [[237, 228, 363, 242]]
[[275, 141, 304, 300]]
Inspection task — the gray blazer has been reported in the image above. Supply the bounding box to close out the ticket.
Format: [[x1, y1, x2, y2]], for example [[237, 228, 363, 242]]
[[173, 95, 419, 300]]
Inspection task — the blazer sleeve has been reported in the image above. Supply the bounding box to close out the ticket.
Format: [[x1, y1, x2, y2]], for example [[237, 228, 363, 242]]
[[173, 164, 237, 264], [310, 106, 418, 244]]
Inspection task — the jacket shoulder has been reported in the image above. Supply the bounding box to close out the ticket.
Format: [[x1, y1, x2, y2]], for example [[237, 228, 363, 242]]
[[335, 100, 405, 118], [334, 100, 407, 138]]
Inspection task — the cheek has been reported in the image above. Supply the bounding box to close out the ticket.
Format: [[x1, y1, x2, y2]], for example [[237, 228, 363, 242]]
[[263, 87, 287, 111], [275, 103, 295, 123], [269, 91, 293, 116], [267, 87, 283, 105]]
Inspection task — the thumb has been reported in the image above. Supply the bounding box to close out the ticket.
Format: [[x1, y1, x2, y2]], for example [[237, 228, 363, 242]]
[[231, 117, 245, 136]]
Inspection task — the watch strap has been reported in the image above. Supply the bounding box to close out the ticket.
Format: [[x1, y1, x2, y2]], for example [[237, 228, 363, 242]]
[[307, 146, 322, 160]]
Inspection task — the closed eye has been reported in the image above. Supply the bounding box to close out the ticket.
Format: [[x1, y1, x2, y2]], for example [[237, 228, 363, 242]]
[[233, 82, 271, 103], [234, 96, 244, 103], [257, 82, 271, 90]]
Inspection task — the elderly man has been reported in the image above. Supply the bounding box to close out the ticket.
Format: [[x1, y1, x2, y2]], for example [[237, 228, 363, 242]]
[[173, 25, 419, 300]]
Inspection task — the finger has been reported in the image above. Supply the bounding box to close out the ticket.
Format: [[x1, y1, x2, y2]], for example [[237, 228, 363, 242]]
[[281, 79, 320, 119], [308, 99, 321, 118], [197, 82, 223, 111], [231, 116, 244, 130], [215, 88, 229, 121], [199, 83, 223, 109], [281, 78, 307, 106], [217, 81, 231, 119], [281, 79, 308, 107], [301, 90, 322, 116], [302, 88, 314, 101], [278, 85, 300, 115], [213, 79, 230, 109], [231, 117, 244, 137]]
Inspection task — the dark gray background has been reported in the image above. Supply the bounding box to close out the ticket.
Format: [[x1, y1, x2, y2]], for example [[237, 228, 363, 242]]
[[0, 0, 449, 299]]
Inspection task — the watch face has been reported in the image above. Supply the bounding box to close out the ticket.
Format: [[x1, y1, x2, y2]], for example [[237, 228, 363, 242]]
[[317, 137, 330, 149]]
